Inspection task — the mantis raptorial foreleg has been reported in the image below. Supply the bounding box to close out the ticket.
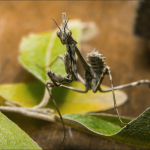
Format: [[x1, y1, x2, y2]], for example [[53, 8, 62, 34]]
[[47, 52, 85, 84]]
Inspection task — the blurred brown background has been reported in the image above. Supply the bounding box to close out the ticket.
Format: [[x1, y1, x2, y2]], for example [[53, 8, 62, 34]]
[[0, 1, 150, 149]]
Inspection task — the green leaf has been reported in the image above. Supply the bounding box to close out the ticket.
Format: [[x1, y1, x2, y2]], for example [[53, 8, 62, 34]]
[[19, 32, 52, 83], [88, 113, 131, 127], [0, 112, 41, 149], [0, 81, 127, 114], [61, 108, 150, 149], [19, 21, 82, 83]]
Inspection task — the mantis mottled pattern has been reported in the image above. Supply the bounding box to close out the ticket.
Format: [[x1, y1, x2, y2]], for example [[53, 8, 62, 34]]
[[46, 13, 150, 143]]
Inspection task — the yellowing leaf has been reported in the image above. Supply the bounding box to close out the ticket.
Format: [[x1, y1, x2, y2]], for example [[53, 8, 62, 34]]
[[48, 82, 127, 115], [0, 82, 45, 107], [0, 81, 127, 114]]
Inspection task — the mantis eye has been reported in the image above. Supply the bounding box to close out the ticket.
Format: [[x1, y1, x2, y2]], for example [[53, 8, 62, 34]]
[[56, 30, 61, 36], [67, 30, 72, 36]]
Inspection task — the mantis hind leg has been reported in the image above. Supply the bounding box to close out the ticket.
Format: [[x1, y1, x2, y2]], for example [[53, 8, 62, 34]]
[[99, 66, 128, 125]]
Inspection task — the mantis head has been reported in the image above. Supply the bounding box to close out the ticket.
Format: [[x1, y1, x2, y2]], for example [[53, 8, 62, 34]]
[[51, 13, 72, 45]]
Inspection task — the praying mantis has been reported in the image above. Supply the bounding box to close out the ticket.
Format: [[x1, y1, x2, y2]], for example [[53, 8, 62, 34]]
[[46, 13, 150, 142]]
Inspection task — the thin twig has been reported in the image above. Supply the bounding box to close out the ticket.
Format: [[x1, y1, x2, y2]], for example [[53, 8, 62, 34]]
[[0, 106, 55, 122], [33, 88, 50, 109]]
